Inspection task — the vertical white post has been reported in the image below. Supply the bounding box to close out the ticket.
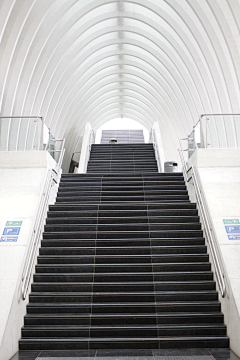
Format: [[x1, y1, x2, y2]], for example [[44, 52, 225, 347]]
[[78, 122, 93, 173], [151, 121, 165, 172], [40, 116, 44, 150]]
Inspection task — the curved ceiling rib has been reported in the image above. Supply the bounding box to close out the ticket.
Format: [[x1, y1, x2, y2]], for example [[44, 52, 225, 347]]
[[0, 0, 239, 172]]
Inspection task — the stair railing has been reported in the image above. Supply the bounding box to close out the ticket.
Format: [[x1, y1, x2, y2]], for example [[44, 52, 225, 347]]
[[78, 122, 95, 173], [149, 121, 165, 172], [178, 138, 226, 298], [0, 115, 44, 151], [21, 169, 52, 300], [21, 139, 65, 300]]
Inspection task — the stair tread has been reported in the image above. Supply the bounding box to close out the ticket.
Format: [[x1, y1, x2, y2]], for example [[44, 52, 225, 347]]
[[27, 301, 221, 306], [22, 324, 226, 329], [25, 312, 223, 317]]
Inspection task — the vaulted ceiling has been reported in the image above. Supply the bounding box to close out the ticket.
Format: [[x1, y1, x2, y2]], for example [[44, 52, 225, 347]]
[[0, 0, 239, 171]]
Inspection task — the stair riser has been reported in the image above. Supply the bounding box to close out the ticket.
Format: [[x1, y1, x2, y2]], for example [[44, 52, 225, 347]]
[[40, 238, 205, 248], [37, 255, 210, 264], [29, 292, 219, 303], [44, 224, 201, 232], [35, 264, 211, 273], [23, 314, 224, 326], [31, 283, 216, 292], [27, 303, 221, 314], [42, 231, 204, 239], [46, 217, 200, 225], [33, 273, 214, 282], [19, 337, 229, 351], [22, 326, 226, 338]]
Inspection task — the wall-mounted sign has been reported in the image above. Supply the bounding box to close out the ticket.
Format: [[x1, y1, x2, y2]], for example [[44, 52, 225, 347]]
[[228, 235, 240, 240], [225, 225, 240, 234], [0, 236, 18, 242], [2, 227, 21, 236], [223, 219, 240, 240], [0, 221, 23, 243], [223, 219, 240, 224], [6, 221, 22, 226]]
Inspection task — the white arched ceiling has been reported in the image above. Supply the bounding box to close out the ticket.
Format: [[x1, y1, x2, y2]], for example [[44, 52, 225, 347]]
[[0, 0, 239, 172]]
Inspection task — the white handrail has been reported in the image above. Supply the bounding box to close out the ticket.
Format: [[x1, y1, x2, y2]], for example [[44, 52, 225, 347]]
[[21, 169, 53, 300], [190, 166, 226, 298], [178, 138, 226, 298], [195, 113, 240, 149], [0, 116, 44, 151], [78, 122, 95, 173], [21, 139, 65, 300], [149, 121, 165, 172]]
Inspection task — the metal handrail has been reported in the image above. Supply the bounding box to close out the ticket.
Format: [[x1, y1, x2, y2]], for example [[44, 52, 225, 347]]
[[78, 124, 95, 173], [178, 139, 226, 297], [149, 122, 165, 172], [56, 139, 65, 172], [195, 113, 240, 149], [21, 169, 53, 300], [0, 115, 44, 151], [21, 138, 65, 300], [190, 166, 226, 297], [178, 138, 188, 183], [150, 128, 161, 172]]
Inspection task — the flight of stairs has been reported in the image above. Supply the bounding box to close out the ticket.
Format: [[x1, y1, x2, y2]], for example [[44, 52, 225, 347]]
[[19, 144, 229, 350], [87, 144, 158, 173]]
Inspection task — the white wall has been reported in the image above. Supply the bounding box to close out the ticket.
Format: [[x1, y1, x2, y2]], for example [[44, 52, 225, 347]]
[[0, 151, 58, 360], [187, 149, 240, 357]]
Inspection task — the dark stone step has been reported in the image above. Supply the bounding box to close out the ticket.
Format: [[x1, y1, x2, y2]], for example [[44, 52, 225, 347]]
[[21, 323, 226, 338], [61, 176, 185, 182], [29, 290, 219, 303], [45, 216, 200, 225], [40, 238, 205, 249], [56, 191, 189, 197], [49, 203, 196, 212], [37, 254, 209, 264], [26, 301, 221, 315], [47, 209, 199, 221], [55, 195, 190, 203], [33, 271, 213, 283], [42, 230, 204, 239], [58, 186, 187, 191], [31, 291, 218, 303], [18, 336, 229, 350], [35, 262, 211, 273], [59, 182, 186, 188], [31, 281, 216, 293], [44, 223, 201, 232], [23, 312, 223, 326]]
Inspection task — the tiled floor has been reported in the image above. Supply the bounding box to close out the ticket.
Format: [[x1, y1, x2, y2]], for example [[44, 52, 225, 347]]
[[9, 349, 240, 360]]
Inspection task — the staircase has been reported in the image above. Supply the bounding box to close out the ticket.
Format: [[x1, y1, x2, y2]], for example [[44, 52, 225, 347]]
[[19, 143, 229, 350], [87, 144, 158, 173]]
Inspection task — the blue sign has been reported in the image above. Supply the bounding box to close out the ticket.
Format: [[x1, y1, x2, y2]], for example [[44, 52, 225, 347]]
[[2, 227, 21, 236], [0, 236, 18, 242], [228, 235, 240, 240], [225, 226, 240, 234]]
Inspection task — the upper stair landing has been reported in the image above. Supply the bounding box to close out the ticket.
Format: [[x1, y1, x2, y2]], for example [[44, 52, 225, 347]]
[[87, 144, 158, 174], [101, 129, 145, 144]]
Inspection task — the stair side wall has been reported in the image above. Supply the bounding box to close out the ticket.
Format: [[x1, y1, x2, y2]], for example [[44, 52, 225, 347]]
[[0, 151, 58, 360], [187, 148, 240, 357]]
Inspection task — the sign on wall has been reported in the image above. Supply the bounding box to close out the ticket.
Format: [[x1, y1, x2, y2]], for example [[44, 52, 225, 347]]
[[223, 219, 240, 224], [0, 221, 23, 242], [223, 219, 240, 240]]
